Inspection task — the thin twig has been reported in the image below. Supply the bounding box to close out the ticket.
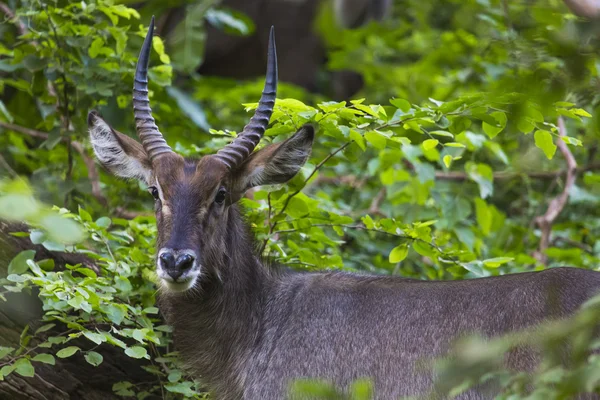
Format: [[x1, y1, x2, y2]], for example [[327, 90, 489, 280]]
[[312, 165, 600, 185], [368, 188, 386, 216], [0, 153, 18, 178], [259, 140, 353, 254], [551, 236, 593, 255], [274, 223, 462, 267], [0, 1, 26, 35], [534, 117, 577, 264]]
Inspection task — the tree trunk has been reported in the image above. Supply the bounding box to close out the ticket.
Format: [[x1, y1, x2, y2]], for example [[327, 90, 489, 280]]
[[0, 221, 157, 400]]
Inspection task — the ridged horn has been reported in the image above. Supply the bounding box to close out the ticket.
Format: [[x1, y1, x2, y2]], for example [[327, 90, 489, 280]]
[[133, 16, 172, 161], [216, 26, 278, 169]]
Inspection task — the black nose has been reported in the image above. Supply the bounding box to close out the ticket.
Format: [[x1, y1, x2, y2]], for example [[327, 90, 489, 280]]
[[159, 252, 195, 281]]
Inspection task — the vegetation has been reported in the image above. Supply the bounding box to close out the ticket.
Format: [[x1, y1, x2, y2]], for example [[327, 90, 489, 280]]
[[1, 0, 600, 398]]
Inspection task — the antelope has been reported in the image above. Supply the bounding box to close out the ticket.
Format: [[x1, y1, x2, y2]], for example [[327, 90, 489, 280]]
[[88, 17, 600, 400]]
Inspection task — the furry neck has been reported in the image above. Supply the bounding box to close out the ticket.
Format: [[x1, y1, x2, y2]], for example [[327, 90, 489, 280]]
[[158, 205, 273, 397]]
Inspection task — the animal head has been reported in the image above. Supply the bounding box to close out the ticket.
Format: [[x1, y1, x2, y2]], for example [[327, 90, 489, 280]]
[[88, 17, 314, 293]]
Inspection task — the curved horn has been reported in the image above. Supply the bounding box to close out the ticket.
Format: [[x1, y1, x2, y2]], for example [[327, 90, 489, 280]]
[[216, 26, 278, 169], [133, 16, 172, 161]]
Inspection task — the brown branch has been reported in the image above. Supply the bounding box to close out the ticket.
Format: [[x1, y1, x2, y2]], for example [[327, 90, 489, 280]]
[[0, 153, 18, 178], [273, 223, 463, 267], [368, 187, 386, 217], [533, 117, 577, 264], [551, 236, 593, 254], [0, 1, 26, 35], [563, 0, 600, 18], [0, 121, 145, 219], [69, 141, 106, 207], [308, 163, 600, 187], [260, 140, 353, 255]]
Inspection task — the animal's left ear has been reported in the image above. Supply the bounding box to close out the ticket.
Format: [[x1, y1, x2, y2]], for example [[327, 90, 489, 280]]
[[231, 125, 314, 197]]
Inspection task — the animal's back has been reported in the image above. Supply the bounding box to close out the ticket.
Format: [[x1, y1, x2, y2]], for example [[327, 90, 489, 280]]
[[242, 267, 600, 399]]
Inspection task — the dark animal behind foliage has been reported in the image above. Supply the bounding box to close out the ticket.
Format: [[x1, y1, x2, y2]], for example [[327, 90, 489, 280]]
[[88, 17, 600, 400]]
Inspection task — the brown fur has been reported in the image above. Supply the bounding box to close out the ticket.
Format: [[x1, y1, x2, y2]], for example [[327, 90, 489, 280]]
[[89, 115, 600, 399]]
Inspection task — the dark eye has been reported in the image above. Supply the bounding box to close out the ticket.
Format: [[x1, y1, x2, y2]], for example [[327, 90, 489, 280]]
[[149, 186, 159, 201], [215, 188, 227, 205]]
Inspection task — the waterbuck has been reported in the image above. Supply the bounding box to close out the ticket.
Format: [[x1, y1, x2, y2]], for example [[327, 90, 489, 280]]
[[88, 18, 600, 400]]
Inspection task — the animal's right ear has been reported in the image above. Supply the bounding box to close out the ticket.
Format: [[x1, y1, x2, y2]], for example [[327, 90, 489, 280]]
[[87, 111, 152, 184]]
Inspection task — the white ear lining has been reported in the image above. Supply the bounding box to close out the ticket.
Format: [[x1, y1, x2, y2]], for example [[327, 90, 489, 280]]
[[242, 136, 312, 190], [89, 118, 152, 183]]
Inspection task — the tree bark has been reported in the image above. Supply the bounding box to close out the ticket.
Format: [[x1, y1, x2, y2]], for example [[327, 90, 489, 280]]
[[0, 221, 158, 400]]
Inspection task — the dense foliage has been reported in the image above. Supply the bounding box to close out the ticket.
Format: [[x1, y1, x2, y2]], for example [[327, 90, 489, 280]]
[[2, 0, 600, 398]]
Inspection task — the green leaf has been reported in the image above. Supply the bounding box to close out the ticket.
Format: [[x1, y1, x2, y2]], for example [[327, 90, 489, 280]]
[[483, 257, 514, 268], [466, 162, 494, 199], [34, 324, 55, 335], [165, 381, 196, 396], [362, 215, 375, 229], [14, 359, 34, 377], [413, 241, 435, 258], [517, 117, 535, 134], [430, 130, 453, 138], [32, 353, 55, 365], [103, 304, 126, 325], [286, 197, 309, 218], [482, 111, 507, 139], [573, 108, 592, 118], [422, 139, 439, 151], [8, 250, 36, 275], [365, 131, 387, 150], [0, 347, 14, 360], [168, 370, 182, 383], [84, 351, 103, 367], [95, 217, 112, 229], [561, 136, 582, 146], [152, 36, 171, 64], [443, 155, 453, 168], [83, 331, 106, 345], [107, 27, 127, 54], [390, 98, 411, 112], [349, 129, 366, 151], [78, 207, 92, 222], [475, 198, 492, 236], [166, 87, 210, 131], [39, 214, 83, 244], [389, 245, 409, 263], [56, 346, 80, 358], [350, 378, 373, 400], [125, 346, 148, 359], [205, 7, 255, 36], [0, 364, 15, 379], [169, 3, 205, 73], [22, 55, 47, 72], [88, 37, 113, 59], [534, 130, 557, 159]]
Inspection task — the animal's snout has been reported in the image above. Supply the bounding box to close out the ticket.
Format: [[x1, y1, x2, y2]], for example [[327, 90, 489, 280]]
[[159, 250, 196, 282]]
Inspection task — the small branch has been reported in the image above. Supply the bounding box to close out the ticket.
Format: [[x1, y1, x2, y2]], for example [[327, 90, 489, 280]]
[[534, 117, 577, 264], [308, 163, 600, 187], [551, 236, 593, 254], [0, 153, 18, 178], [274, 223, 463, 267], [0, 2, 26, 35], [260, 140, 353, 254], [0, 121, 48, 140], [368, 187, 386, 217]]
